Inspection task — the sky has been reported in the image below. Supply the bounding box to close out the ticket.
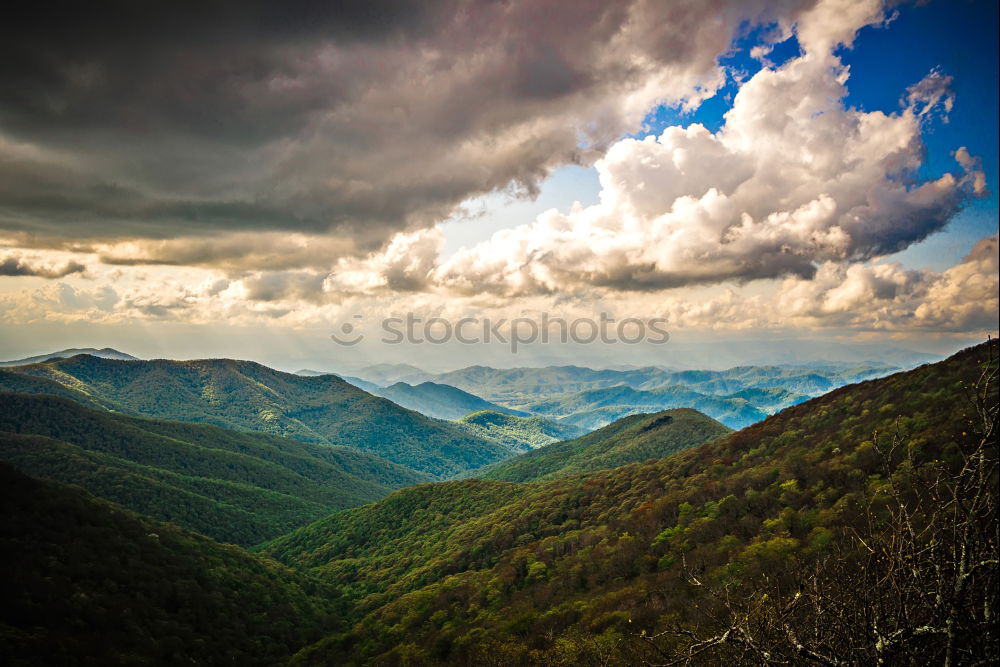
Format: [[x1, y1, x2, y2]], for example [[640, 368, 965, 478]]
[[0, 0, 997, 372]]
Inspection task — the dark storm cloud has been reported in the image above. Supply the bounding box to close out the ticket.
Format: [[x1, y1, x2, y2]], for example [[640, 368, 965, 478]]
[[0, 0, 816, 256], [0, 255, 86, 278], [238, 271, 329, 302], [0, 1, 450, 144]]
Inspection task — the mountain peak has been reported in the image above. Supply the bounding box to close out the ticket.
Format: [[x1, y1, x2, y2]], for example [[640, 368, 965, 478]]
[[0, 347, 140, 367], [476, 407, 732, 483]]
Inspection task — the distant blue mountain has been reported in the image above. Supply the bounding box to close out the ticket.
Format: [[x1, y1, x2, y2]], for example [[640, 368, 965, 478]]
[[0, 347, 140, 366]]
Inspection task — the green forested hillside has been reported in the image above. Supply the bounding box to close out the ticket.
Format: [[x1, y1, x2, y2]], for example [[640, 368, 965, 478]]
[[474, 408, 732, 482], [374, 381, 527, 420], [0, 392, 430, 545], [0, 355, 515, 477], [453, 410, 586, 452], [261, 342, 997, 666], [0, 368, 121, 411], [0, 463, 342, 666], [260, 480, 531, 595]]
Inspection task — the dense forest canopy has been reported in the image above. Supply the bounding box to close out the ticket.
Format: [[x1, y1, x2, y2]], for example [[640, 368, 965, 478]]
[[0, 463, 344, 666], [0, 341, 995, 665], [264, 341, 998, 665]]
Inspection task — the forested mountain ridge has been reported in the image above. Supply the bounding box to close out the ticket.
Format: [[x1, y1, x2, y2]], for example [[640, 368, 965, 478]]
[[0, 463, 343, 666], [0, 368, 121, 411], [374, 381, 527, 420], [0, 392, 431, 545], [452, 410, 586, 452], [0, 355, 516, 477], [262, 341, 997, 666], [473, 408, 732, 482]]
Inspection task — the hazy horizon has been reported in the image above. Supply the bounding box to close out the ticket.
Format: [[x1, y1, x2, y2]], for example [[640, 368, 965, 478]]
[[0, 330, 977, 376]]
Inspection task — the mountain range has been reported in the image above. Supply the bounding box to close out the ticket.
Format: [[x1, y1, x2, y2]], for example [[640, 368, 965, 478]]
[[0, 355, 515, 478], [333, 360, 905, 430], [0, 341, 994, 664], [3, 348, 914, 434]]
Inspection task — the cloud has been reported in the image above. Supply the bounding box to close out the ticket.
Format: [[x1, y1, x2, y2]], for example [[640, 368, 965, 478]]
[[0, 254, 86, 278], [792, 0, 885, 55], [326, 228, 445, 294], [577, 233, 998, 335], [0, 282, 117, 324], [765, 233, 998, 332], [905, 66, 954, 120], [418, 53, 982, 295], [954, 147, 988, 196], [0, 232, 994, 339], [0, 0, 895, 256], [94, 232, 359, 271], [234, 271, 329, 303], [908, 233, 999, 331]]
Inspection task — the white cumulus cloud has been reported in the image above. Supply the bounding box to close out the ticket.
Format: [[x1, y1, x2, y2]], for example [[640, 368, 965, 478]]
[[412, 51, 983, 296]]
